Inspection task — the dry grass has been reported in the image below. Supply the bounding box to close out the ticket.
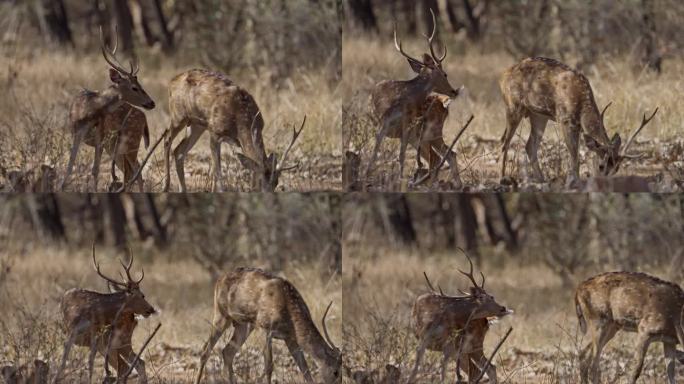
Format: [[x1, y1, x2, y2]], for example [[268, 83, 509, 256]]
[[0, 243, 341, 383], [342, 247, 684, 383], [0, 47, 341, 192], [342, 36, 684, 191]]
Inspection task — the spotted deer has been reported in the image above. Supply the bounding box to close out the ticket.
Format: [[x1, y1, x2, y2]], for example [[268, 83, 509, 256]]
[[499, 57, 657, 186], [409, 254, 511, 384], [194, 267, 341, 384], [164, 69, 305, 192], [53, 246, 156, 384], [368, 10, 462, 186], [62, 27, 155, 191], [575, 272, 684, 384]]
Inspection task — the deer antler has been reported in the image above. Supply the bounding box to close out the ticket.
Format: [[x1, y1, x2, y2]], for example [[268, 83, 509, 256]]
[[120, 247, 144, 284], [99, 25, 136, 77], [92, 244, 127, 288], [600, 101, 612, 122], [276, 116, 306, 172], [456, 247, 485, 289], [621, 108, 658, 157], [321, 301, 339, 351], [394, 22, 423, 66], [424, 9, 446, 65], [423, 271, 445, 296]]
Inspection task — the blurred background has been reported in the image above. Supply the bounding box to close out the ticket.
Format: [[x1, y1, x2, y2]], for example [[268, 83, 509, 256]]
[[0, 0, 341, 191], [342, 1, 684, 190], [343, 193, 684, 382], [0, 193, 341, 383]]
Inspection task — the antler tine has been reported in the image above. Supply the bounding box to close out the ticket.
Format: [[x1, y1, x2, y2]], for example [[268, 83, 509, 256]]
[[99, 25, 129, 75], [394, 21, 423, 65], [600, 101, 612, 122], [425, 8, 447, 64], [480, 271, 485, 289], [423, 271, 444, 295], [92, 243, 126, 288], [276, 115, 306, 172], [321, 301, 339, 351], [129, 54, 139, 76], [622, 107, 658, 156], [119, 247, 135, 282], [456, 247, 482, 289]]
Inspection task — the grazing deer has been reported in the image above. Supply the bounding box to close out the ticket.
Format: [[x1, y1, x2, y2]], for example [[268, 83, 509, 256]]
[[54, 246, 156, 384], [499, 57, 658, 186], [409, 254, 511, 384], [194, 267, 341, 384], [575, 272, 684, 384], [163, 69, 305, 192], [62, 27, 155, 191], [368, 10, 462, 185]]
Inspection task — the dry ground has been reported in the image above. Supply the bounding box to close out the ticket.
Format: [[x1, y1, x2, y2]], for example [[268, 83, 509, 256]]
[[342, 248, 684, 383], [0, 48, 341, 192], [0, 244, 342, 383], [342, 37, 684, 192]]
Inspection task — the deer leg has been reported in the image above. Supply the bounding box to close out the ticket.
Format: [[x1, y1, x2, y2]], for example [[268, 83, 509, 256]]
[[119, 345, 147, 384], [440, 342, 456, 383], [87, 336, 98, 384], [468, 352, 496, 384], [398, 126, 410, 182], [91, 133, 104, 192], [61, 126, 87, 191], [365, 117, 394, 183], [629, 332, 654, 384], [194, 314, 230, 384], [664, 342, 677, 384], [263, 332, 274, 384], [560, 119, 581, 187], [432, 140, 461, 188], [408, 337, 430, 384], [162, 120, 186, 192], [172, 124, 205, 193], [221, 322, 252, 384], [285, 338, 314, 383], [587, 322, 618, 384], [500, 108, 523, 182], [526, 113, 548, 182], [209, 135, 224, 192]]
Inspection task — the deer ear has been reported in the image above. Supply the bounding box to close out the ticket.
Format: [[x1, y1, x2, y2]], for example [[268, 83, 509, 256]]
[[237, 153, 261, 172], [407, 58, 424, 74], [109, 69, 123, 84]]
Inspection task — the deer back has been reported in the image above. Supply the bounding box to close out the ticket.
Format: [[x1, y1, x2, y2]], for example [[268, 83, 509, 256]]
[[576, 272, 684, 333], [169, 69, 267, 162]]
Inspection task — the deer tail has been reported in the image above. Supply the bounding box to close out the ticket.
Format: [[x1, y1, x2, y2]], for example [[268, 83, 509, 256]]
[[575, 291, 587, 334]]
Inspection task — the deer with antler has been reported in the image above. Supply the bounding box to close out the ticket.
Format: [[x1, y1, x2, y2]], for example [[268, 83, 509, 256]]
[[409, 253, 511, 384], [194, 267, 341, 384], [62, 27, 155, 191], [499, 57, 658, 186], [368, 10, 464, 187], [163, 69, 305, 192], [575, 272, 684, 384], [53, 246, 156, 384]]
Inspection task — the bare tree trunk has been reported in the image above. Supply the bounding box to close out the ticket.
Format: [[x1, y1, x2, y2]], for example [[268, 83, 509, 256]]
[[640, 0, 661, 73], [385, 195, 417, 246], [106, 195, 127, 249], [36, 0, 73, 46], [112, 0, 134, 54], [437, 194, 456, 248], [421, 0, 440, 39], [457, 194, 478, 260], [445, 0, 465, 33], [347, 0, 377, 32]]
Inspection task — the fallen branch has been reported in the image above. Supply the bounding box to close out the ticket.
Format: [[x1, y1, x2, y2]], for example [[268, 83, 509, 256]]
[[120, 323, 162, 383], [411, 114, 474, 187], [474, 326, 513, 383]]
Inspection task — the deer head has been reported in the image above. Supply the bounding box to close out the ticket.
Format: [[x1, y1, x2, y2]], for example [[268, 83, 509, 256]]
[[584, 103, 658, 176], [237, 115, 306, 192], [394, 9, 460, 98], [455, 250, 511, 319], [99, 26, 155, 110], [92, 245, 156, 317], [320, 301, 342, 383]]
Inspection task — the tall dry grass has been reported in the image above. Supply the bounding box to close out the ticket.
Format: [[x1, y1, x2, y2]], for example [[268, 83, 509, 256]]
[[343, 36, 684, 189], [0, 46, 341, 191], [0, 243, 341, 383], [343, 247, 682, 383]]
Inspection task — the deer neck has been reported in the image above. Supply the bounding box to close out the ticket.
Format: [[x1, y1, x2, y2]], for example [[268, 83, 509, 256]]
[[97, 291, 133, 321], [402, 73, 434, 106], [96, 86, 126, 114], [580, 97, 611, 148], [288, 301, 338, 368], [444, 296, 490, 321]]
